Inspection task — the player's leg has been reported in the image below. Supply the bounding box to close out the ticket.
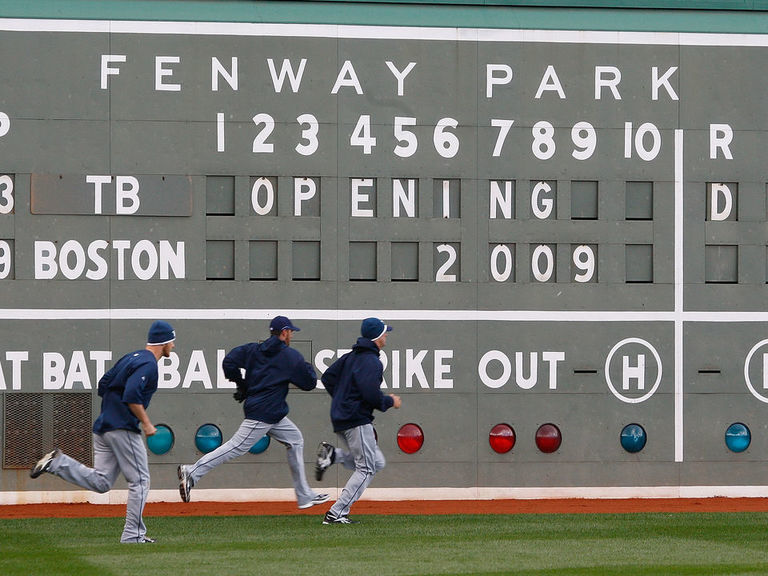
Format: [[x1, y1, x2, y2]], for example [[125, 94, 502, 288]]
[[327, 423, 377, 519], [183, 419, 269, 487], [327, 429, 383, 472], [104, 429, 152, 543], [269, 417, 329, 508], [373, 443, 386, 473], [45, 433, 120, 493]]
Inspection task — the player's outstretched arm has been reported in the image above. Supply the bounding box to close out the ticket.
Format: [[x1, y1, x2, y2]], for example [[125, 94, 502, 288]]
[[128, 403, 156, 436]]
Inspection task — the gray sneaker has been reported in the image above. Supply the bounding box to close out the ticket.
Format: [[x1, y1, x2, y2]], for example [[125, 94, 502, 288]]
[[30, 449, 59, 479], [298, 493, 330, 509], [315, 442, 335, 481], [177, 465, 192, 503]]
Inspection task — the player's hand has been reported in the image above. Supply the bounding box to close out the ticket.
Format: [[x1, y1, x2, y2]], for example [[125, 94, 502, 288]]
[[144, 423, 157, 436], [390, 394, 402, 409], [233, 389, 247, 403]]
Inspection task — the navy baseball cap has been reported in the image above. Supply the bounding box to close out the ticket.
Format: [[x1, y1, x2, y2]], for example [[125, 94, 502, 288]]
[[361, 317, 392, 341], [270, 315, 301, 332], [147, 320, 176, 345]]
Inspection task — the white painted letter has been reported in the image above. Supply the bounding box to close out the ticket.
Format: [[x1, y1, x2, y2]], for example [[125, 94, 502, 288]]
[[393, 179, 417, 218], [595, 66, 621, 100], [535, 65, 566, 99], [710, 124, 734, 160], [351, 178, 374, 217], [652, 66, 678, 101], [116, 176, 140, 214], [212, 57, 238, 91], [433, 350, 454, 389], [385, 61, 416, 96], [155, 56, 181, 92], [101, 55, 126, 89], [294, 178, 316, 216], [486, 64, 513, 98], [710, 183, 733, 221], [331, 61, 363, 94], [268, 59, 306, 93]]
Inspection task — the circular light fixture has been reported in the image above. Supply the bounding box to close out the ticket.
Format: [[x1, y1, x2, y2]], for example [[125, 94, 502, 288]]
[[194, 423, 223, 454], [489, 423, 516, 454], [725, 422, 751, 453], [535, 423, 562, 453], [249, 435, 271, 454], [146, 423, 174, 455], [397, 423, 424, 454], [620, 423, 647, 453]]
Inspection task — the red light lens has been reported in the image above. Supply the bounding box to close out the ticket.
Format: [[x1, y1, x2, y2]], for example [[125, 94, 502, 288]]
[[535, 423, 562, 453], [397, 423, 424, 454], [489, 423, 516, 453]]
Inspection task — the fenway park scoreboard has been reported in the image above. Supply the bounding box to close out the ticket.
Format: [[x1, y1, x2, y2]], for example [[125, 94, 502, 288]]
[[2, 14, 768, 499]]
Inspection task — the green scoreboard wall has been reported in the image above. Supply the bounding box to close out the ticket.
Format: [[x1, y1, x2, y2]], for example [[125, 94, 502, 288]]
[[2, 1, 768, 500]]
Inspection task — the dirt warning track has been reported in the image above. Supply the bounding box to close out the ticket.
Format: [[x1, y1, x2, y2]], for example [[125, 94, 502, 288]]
[[2, 498, 768, 519]]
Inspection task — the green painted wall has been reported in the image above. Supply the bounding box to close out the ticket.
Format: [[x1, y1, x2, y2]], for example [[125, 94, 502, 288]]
[[0, 0, 767, 32], [1, 2, 768, 502]]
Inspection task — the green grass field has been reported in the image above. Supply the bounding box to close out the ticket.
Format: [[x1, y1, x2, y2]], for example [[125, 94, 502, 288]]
[[3, 512, 768, 575]]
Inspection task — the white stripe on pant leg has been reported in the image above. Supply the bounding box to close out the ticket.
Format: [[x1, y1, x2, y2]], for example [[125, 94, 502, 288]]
[[188, 420, 269, 484]]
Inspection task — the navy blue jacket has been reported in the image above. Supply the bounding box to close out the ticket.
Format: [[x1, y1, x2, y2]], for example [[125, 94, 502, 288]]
[[321, 337, 394, 433], [93, 349, 158, 434], [222, 335, 317, 424]]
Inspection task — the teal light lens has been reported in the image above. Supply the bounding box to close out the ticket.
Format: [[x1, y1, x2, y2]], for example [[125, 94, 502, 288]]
[[195, 423, 223, 453], [146, 424, 174, 455], [725, 423, 751, 453], [249, 435, 271, 454], [620, 423, 647, 453]]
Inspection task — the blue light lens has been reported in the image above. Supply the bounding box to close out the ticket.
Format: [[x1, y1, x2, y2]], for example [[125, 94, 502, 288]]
[[249, 435, 271, 454], [146, 423, 174, 455], [195, 423, 223, 453], [725, 423, 751, 453], [620, 423, 647, 453]]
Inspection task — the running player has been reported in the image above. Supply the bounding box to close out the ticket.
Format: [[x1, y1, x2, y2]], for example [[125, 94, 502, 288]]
[[315, 317, 401, 524], [177, 315, 328, 510]]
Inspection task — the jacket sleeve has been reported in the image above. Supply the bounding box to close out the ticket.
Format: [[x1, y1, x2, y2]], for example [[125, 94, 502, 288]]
[[356, 356, 394, 412], [289, 352, 317, 391], [222, 344, 249, 386], [122, 361, 158, 408]]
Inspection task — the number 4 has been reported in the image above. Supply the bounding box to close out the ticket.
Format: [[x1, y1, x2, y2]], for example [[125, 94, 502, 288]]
[[351, 115, 376, 154]]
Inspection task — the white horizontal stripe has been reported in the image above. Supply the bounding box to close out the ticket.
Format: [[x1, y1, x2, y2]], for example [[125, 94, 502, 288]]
[[3, 309, 768, 323], [4, 485, 768, 505], [0, 18, 767, 48]]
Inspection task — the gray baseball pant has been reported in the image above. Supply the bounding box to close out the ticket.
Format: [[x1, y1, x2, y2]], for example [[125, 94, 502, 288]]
[[185, 417, 319, 507], [328, 423, 385, 518], [48, 429, 150, 543]]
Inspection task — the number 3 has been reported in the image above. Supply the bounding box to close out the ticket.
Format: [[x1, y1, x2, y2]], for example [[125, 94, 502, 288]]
[[0, 175, 13, 214]]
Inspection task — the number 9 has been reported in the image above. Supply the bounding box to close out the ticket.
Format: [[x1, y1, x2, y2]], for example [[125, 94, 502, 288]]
[[0, 240, 11, 279], [572, 245, 595, 282], [571, 122, 596, 160]]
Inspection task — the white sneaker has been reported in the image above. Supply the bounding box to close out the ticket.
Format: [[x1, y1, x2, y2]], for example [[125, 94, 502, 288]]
[[30, 449, 59, 479], [299, 493, 330, 509]]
